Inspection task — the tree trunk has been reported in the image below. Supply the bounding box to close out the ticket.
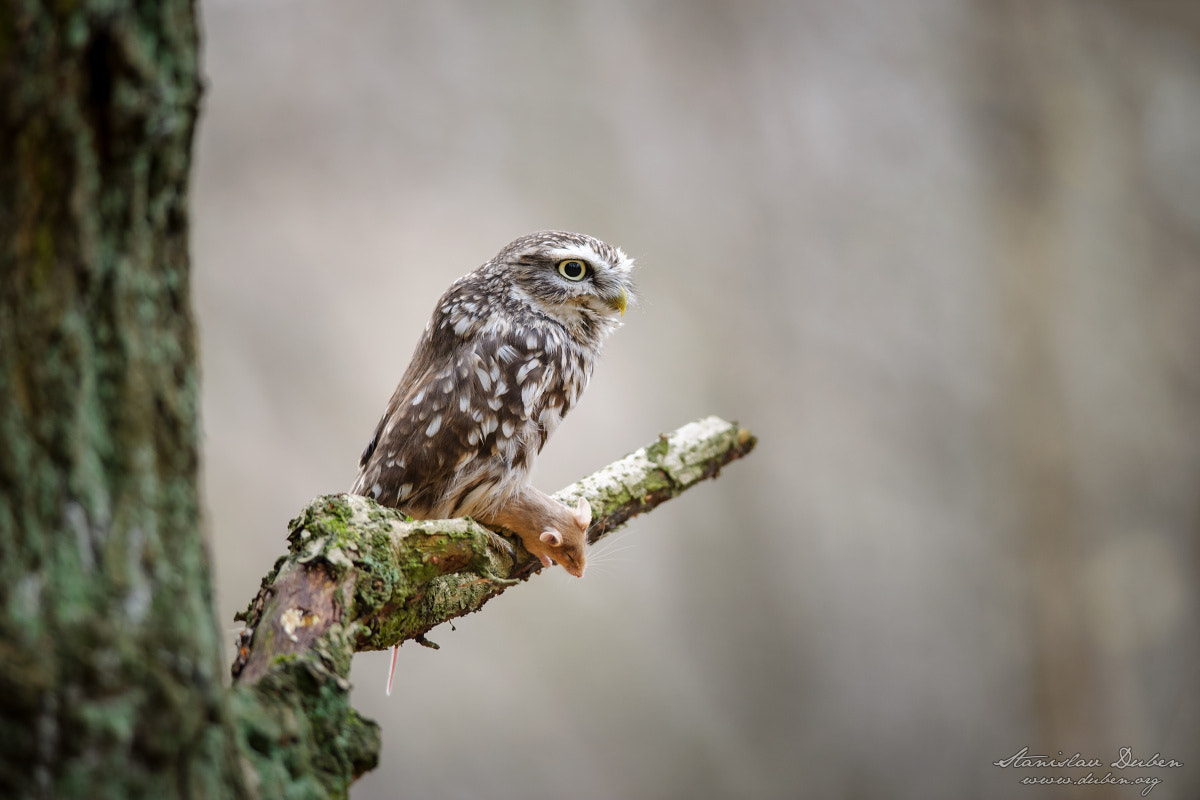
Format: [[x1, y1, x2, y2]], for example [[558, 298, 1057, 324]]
[[0, 2, 247, 797]]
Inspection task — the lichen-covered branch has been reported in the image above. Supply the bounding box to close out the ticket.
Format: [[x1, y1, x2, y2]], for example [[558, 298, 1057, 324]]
[[228, 416, 755, 796]]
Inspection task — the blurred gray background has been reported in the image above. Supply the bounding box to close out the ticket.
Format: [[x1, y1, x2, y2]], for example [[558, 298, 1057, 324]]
[[192, 2, 1200, 798]]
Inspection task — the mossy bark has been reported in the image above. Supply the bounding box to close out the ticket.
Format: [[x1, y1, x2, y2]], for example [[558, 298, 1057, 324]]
[[0, 2, 246, 798]]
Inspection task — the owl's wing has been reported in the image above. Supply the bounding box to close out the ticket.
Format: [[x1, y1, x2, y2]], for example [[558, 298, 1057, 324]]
[[353, 283, 566, 517], [353, 318, 458, 499]]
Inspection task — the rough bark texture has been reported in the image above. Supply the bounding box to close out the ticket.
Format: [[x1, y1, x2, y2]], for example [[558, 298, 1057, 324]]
[[0, 2, 246, 798], [228, 418, 755, 793]]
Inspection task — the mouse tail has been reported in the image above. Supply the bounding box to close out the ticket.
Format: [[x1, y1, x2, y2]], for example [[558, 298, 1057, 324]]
[[386, 644, 399, 696]]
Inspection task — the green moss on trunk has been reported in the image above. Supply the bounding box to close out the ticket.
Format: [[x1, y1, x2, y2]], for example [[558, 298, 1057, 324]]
[[0, 1, 246, 797]]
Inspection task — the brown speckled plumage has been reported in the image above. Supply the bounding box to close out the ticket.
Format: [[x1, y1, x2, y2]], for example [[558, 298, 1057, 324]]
[[351, 231, 634, 578]]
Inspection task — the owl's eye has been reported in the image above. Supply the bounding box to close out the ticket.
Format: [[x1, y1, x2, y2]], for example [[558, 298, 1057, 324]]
[[556, 259, 588, 281]]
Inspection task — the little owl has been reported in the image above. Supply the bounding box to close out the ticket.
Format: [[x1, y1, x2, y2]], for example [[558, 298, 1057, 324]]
[[351, 230, 635, 579]]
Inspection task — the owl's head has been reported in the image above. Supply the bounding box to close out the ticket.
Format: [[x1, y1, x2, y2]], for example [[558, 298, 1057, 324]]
[[489, 231, 636, 341]]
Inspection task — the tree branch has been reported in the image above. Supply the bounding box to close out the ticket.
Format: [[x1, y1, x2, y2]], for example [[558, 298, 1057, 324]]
[[227, 416, 755, 797]]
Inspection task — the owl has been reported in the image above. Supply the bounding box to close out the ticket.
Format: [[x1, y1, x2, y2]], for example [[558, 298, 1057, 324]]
[[351, 231, 635, 579]]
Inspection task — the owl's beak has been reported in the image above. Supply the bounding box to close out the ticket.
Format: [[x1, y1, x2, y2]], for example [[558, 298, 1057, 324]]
[[608, 287, 628, 317]]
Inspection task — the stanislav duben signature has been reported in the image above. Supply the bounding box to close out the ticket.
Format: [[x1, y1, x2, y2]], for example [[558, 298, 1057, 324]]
[[993, 746, 1183, 796]]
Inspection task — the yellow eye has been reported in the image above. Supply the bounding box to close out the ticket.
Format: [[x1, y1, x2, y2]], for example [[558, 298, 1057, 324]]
[[557, 259, 588, 281]]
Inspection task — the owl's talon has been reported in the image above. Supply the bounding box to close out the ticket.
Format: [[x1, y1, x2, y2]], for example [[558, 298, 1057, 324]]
[[484, 529, 515, 557]]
